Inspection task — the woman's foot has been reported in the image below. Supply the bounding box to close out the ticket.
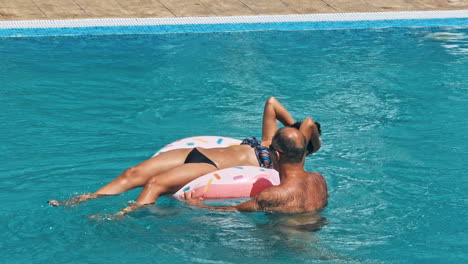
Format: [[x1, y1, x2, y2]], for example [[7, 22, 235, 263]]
[[48, 193, 98, 207], [88, 213, 125, 221], [48, 200, 60, 206]]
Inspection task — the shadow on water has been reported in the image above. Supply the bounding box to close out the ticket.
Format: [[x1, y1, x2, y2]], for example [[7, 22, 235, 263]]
[[261, 211, 328, 235], [255, 212, 364, 263]]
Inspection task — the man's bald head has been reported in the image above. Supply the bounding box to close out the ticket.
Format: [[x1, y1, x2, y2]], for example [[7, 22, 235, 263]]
[[270, 127, 307, 163]]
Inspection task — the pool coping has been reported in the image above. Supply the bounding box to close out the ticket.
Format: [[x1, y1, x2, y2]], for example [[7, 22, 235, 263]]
[[0, 10, 467, 37]]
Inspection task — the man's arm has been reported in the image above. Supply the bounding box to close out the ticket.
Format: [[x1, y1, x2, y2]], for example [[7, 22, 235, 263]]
[[183, 191, 261, 212], [183, 188, 283, 212]]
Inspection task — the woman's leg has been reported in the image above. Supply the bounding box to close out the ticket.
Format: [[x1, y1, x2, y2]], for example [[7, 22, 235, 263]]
[[118, 163, 217, 214], [94, 148, 192, 195], [49, 148, 192, 206]]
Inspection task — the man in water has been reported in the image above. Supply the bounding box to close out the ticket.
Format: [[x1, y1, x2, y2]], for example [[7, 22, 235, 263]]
[[184, 127, 328, 213]]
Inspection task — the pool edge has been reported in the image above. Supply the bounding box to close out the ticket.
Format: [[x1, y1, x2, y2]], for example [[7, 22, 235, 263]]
[[0, 10, 467, 37]]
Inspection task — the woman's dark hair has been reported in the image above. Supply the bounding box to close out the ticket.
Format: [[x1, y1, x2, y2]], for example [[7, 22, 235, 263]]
[[289, 121, 321, 155]]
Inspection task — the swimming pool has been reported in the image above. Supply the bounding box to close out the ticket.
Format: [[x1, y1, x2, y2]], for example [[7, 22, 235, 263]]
[[1, 11, 467, 263]]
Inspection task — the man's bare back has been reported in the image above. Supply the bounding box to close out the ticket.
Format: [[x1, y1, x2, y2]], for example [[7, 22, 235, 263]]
[[252, 171, 328, 212]]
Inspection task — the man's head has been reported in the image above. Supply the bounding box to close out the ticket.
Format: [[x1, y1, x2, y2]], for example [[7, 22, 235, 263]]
[[270, 127, 307, 163], [290, 121, 321, 155]]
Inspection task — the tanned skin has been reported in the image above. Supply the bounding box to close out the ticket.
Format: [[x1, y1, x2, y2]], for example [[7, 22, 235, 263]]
[[184, 128, 328, 213]]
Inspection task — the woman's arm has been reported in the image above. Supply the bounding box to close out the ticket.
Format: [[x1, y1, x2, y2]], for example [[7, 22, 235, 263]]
[[299, 117, 321, 154], [261, 97, 296, 147]]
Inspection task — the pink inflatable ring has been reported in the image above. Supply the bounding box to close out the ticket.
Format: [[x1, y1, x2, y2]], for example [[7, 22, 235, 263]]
[[153, 136, 279, 199]]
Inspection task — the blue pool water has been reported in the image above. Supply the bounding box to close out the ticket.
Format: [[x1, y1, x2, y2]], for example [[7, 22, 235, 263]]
[[1, 25, 467, 263]]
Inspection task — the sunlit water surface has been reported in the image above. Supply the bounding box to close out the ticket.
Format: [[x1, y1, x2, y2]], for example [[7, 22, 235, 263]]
[[1, 26, 467, 263]]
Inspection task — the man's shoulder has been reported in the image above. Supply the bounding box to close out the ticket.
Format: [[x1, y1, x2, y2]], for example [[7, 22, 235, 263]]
[[299, 171, 328, 198], [307, 171, 326, 182], [305, 171, 328, 208], [254, 186, 292, 209], [307, 171, 323, 176], [256, 185, 287, 200]]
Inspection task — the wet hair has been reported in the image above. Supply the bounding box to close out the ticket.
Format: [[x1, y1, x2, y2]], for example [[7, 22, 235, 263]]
[[289, 121, 321, 155], [269, 127, 307, 163]]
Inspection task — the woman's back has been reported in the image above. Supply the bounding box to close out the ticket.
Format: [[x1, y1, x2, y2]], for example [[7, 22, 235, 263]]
[[199, 145, 260, 169]]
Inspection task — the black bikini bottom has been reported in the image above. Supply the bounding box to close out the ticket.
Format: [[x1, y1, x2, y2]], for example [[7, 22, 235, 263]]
[[184, 148, 218, 168]]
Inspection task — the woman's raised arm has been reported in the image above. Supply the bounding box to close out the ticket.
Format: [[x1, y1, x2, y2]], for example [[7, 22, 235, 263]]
[[261, 97, 295, 147], [299, 117, 321, 154]]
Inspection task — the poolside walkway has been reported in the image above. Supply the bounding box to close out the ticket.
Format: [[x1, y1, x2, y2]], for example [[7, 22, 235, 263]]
[[0, 0, 467, 21]]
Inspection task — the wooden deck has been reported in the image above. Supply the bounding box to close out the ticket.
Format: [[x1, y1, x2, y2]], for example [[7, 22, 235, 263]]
[[0, 0, 467, 21]]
